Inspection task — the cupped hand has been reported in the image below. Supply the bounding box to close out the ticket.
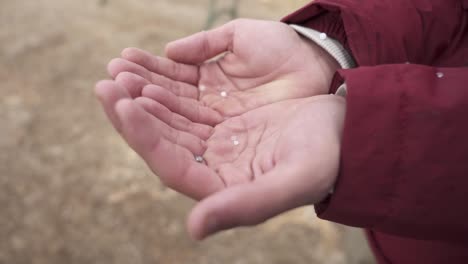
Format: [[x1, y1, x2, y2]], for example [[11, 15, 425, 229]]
[[95, 80, 345, 240], [107, 19, 339, 120]]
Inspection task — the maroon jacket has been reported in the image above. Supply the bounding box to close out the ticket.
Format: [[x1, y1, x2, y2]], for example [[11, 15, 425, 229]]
[[283, 1, 468, 263]]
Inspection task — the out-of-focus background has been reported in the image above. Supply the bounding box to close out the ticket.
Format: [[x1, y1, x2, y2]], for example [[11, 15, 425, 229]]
[[0, 0, 375, 263]]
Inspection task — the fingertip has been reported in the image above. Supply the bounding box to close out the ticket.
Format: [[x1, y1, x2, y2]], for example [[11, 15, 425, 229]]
[[187, 204, 213, 241], [115, 71, 145, 86], [141, 84, 163, 98], [114, 98, 134, 119], [115, 71, 133, 82], [133, 96, 148, 105], [94, 80, 127, 132], [140, 83, 153, 94], [121, 47, 138, 59], [132, 96, 158, 114], [164, 41, 176, 58], [95, 79, 110, 91], [121, 47, 150, 64], [107, 58, 125, 78], [94, 80, 114, 98], [187, 213, 203, 240], [95, 79, 114, 88]]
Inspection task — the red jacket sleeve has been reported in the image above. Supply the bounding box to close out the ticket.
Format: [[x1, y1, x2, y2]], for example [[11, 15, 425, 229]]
[[321, 65, 468, 244], [285, 0, 468, 243]]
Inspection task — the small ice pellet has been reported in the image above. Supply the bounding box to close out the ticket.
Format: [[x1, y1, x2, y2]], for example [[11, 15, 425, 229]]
[[199, 85, 207, 92], [319, 33, 327, 40], [436, 72, 444, 78], [233, 140, 240, 146], [220, 91, 228, 97], [195, 156, 204, 163]]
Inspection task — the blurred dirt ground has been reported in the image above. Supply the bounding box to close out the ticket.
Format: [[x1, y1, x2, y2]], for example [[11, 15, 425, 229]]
[[0, 0, 375, 263]]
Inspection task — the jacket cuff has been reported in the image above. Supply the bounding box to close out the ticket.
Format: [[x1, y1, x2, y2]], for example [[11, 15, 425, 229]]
[[282, 2, 350, 55]]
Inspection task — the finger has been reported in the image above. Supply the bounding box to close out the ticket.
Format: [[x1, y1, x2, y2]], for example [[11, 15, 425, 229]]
[[94, 80, 132, 132], [108, 58, 151, 80], [134, 97, 214, 140], [115, 99, 207, 156], [115, 71, 150, 98], [165, 21, 235, 64], [187, 163, 316, 240], [108, 58, 198, 99], [142, 85, 224, 126], [121, 47, 199, 85], [115, 99, 224, 199]]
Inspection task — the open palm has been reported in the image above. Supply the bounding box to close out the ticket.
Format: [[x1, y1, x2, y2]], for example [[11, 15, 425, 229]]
[[95, 79, 345, 240], [107, 19, 339, 123]]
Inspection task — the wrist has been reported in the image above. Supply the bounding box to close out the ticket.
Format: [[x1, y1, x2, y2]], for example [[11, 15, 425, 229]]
[[291, 25, 356, 94], [299, 37, 341, 95]]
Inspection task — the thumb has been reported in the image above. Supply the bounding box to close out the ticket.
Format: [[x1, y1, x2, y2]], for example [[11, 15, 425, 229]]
[[187, 163, 322, 240], [165, 21, 235, 64]]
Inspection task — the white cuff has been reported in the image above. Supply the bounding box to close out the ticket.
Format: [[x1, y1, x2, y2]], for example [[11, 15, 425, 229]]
[[290, 24, 356, 69]]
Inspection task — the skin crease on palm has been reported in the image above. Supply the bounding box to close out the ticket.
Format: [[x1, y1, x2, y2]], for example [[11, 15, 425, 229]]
[[96, 19, 346, 240]]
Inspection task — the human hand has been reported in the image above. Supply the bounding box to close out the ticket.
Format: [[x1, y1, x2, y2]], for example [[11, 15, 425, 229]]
[[107, 19, 340, 121], [95, 79, 345, 240]]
